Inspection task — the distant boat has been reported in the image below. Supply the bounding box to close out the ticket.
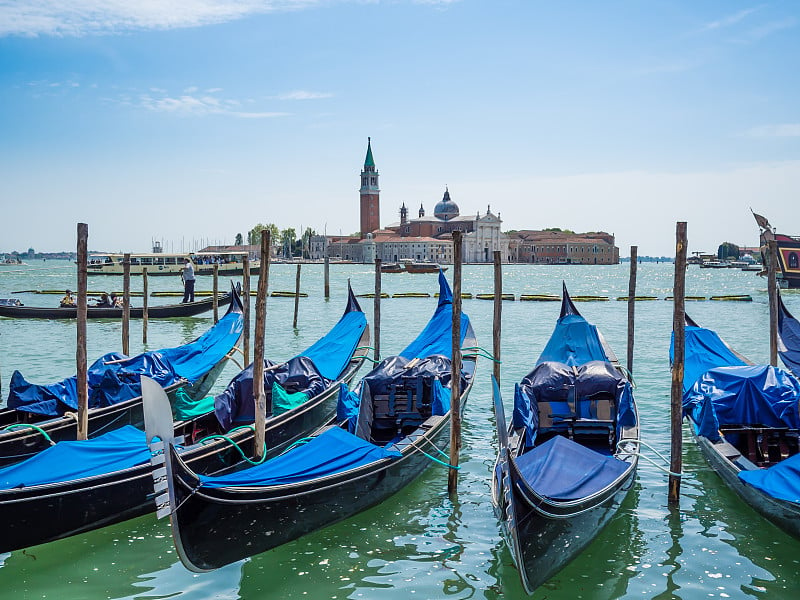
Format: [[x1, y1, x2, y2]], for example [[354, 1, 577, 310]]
[[85, 251, 259, 276], [402, 260, 448, 274], [380, 262, 404, 273], [754, 213, 800, 287]]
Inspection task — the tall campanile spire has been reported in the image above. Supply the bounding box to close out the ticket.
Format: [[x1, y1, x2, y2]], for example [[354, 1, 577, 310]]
[[359, 137, 380, 238]]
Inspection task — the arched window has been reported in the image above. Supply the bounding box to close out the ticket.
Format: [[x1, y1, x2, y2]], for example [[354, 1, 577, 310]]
[[790, 252, 799, 269]]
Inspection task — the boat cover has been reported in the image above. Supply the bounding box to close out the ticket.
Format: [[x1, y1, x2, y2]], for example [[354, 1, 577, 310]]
[[672, 325, 746, 394], [0, 426, 154, 490], [300, 310, 367, 380], [400, 270, 470, 360], [197, 425, 400, 488], [778, 294, 800, 378], [739, 452, 800, 504], [513, 361, 636, 448], [536, 314, 609, 366], [214, 356, 332, 429], [513, 434, 629, 501], [6, 308, 243, 417], [683, 364, 800, 441]]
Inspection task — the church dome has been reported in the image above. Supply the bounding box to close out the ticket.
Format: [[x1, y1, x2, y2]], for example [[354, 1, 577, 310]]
[[433, 188, 459, 221]]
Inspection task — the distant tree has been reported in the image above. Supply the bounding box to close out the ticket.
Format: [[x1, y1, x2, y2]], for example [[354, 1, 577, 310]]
[[248, 223, 279, 246], [298, 227, 316, 258], [718, 242, 740, 260], [543, 227, 575, 234], [235, 233, 243, 246], [281, 228, 297, 258]]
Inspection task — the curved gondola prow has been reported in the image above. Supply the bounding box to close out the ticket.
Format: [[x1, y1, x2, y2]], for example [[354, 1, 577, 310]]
[[344, 279, 363, 316], [226, 281, 244, 316], [142, 376, 179, 520], [684, 313, 700, 328], [560, 282, 581, 319]]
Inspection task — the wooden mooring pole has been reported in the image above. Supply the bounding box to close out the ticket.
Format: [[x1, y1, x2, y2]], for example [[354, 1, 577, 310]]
[[76, 223, 89, 441], [448, 231, 463, 495], [324, 253, 330, 300], [492, 250, 502, 385], [212, 263, 219, 324], [374, 258, 381, 363], [242, 254, 251, 366], [293, 264, 301, 329], [669, 222, 687, 505], [767, 239, 779, 367], [122, 253, 131, 356], [142, 268, 148, 344], [627, 246, 638, 374], [253, 231, 271, 460]]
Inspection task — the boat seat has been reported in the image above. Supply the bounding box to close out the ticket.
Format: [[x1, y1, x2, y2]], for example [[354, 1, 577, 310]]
[[371, 376, 436, 435]]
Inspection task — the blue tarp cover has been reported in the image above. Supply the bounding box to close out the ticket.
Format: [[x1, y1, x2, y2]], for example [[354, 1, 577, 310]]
[[0, 425, 152, 490], [673, 325, 747, 394], [682, 364, 800, 441], [198, 426, 400, 488], [301, 310, 367, 380], [400, 270, 470, 360], [536, 314, 609, 367], [514, 434, 629, 501], [7, 308, 243, 417], [739, 453, 800, 504], [778, 298, 800, 378]]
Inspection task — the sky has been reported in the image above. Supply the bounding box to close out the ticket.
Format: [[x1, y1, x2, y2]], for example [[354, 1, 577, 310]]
[[0, 0, 798, 257]]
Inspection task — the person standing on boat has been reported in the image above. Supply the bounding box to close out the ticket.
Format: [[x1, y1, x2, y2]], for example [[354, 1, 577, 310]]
[[181, 258, 196, 303]]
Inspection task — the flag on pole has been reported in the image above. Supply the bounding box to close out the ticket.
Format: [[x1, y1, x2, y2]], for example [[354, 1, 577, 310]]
[[751, 210, 771, 230]]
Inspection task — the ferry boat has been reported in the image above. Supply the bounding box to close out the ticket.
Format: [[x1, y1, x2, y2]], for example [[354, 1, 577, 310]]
[[86, 251, 259, 276]]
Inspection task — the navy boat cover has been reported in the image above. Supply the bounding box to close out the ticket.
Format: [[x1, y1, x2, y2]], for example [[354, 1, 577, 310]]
[[513, 434, 629, 501], [682, 364, 800, 441], [7, 307, 243, 417], [672, 325, 747, 394], [778, 294, 800, 378], [198, 425, 400, 488], [0, 425, 156, 490], [739, 452, 800, 504], [213, 302, 367, 428]]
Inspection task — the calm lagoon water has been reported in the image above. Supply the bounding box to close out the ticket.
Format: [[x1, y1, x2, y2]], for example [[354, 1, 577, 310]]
[[0, 260, 798, 600]]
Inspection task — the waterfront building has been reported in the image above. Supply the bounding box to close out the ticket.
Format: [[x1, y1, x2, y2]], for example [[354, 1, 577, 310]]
[[509, 230, 619, 264]]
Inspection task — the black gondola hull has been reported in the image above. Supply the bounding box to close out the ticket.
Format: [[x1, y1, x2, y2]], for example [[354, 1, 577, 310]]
[[0, 293, 232, 319], [690, 424, 800, 539], [169, 403, 460, 571]]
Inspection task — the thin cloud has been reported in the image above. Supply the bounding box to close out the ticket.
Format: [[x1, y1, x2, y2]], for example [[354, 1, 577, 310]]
[[0, 1, 324, 37], [743, 17, 797, 42], [744, 124, 800, 138], [272, 90, 333, 100], [137, 92, 289, 118], [701, 6, 764, 32]]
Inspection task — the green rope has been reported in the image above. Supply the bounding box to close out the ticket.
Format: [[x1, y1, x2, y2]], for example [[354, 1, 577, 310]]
[[281, 436, 316, 454], [197, 426, 267, 466], [3, 423, 55, 445], [415, 447, 460, 470], [461, 346, 501, 363], [354, 346, 381, 364]]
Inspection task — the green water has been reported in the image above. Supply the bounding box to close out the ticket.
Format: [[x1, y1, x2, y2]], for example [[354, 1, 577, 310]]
[[1, 261, 799, 600]]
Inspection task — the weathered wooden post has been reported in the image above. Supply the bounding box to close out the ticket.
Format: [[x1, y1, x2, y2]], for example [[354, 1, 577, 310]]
[[212, 263, 219, 324], [374, 258, 382, 363], [627, 246, 638, 374], [142, 267, 149, 344], [242, 254, 251, 366], [448, 231, 463, 495], [76, 223, 89, 441], [254, 231, 271, 460], [669, 222, 687, 505], [324, 253, 330, 300], [493, 250, 502, 385], [767, 239, 779, 367], [122, 253, 131, 356], [293, 263, 301, 329]]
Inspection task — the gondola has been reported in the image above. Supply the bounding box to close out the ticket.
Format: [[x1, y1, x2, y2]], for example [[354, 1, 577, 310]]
[[675, 314, 800, 539], [492, 283, 639, 594], [143, 269, 476, 571], [0, 283, 244, 467], [0, 285, 369, 553], [0, 291, 233, 319]]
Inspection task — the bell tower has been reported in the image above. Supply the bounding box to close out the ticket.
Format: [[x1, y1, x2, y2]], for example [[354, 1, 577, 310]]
[[359, 137, 380, 238]]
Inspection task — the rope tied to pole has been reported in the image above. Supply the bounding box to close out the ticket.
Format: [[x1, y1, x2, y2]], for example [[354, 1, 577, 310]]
[[616, 439, 683, 478], [2, 423, 56, 445]]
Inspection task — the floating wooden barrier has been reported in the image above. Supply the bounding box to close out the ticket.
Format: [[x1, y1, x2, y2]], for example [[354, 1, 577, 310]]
[[664, 296, 707, 301], [17, 289, 144, 296], [392, 292, 431, 298], [357, 292, 390, 298], [710, 294, 753, 302], [476, 293, 515, 301], [571, 295, 609, 302], [435, 292, 473, 299], [519, 294, 559, 302], [616, 296, 658, 301], [271, 291, 308, 298]]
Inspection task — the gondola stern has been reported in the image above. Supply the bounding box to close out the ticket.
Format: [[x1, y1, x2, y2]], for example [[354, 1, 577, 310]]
[[344, 279, 363, 315], [560, 282, 581, 319]]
